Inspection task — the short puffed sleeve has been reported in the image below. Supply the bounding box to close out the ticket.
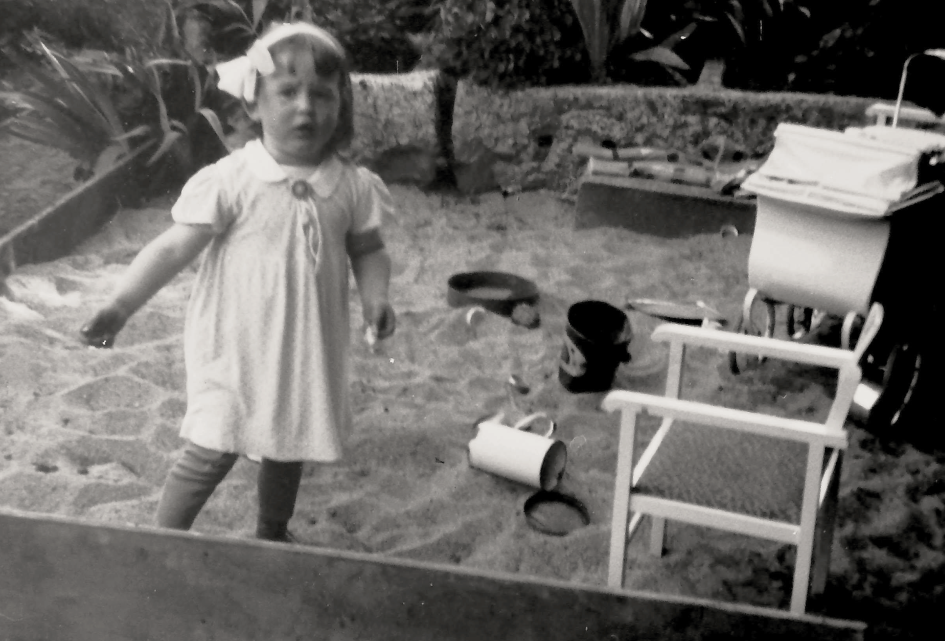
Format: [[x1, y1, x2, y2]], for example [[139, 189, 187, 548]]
[[350, 166, 396, 234], [171, 162, 234, 233]]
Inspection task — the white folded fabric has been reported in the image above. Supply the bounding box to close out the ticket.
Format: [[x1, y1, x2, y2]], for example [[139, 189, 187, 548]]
[[742, 123, 945, 217]]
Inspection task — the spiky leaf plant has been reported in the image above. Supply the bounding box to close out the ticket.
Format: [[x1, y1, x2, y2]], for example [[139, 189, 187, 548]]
[[0, 42, 132, 178]]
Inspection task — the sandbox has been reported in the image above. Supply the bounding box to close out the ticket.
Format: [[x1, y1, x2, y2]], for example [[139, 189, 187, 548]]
[[0, 511, 865, 640], [2, 84, 942, 640]]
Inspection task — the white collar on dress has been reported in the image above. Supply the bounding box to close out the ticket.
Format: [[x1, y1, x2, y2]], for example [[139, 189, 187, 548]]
[[242, 138, 343, 198]]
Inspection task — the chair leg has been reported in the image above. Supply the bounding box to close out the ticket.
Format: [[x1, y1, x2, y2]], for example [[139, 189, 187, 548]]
[[608, 408, 638, 589], [608, 505, 630, 588], [811, 454, 843, 597], [608, 467, 633, 589], [649, 516, 666, 557], [790, 445, 826, 614], [791, 544, 814, 614]]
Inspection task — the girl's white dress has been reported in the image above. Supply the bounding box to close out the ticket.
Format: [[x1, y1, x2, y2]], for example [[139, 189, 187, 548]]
[[170, 139, 393, 461]]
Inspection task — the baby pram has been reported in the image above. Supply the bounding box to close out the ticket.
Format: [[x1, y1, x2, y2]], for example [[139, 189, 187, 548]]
[[733, 121, 945, 434]]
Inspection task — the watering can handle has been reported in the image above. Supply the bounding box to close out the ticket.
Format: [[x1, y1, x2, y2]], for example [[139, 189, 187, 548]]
[[513, 412, 556, 438]]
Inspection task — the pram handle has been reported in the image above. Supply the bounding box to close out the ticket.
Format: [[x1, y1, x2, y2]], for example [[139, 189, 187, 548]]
[[893, 49, 945, 127]]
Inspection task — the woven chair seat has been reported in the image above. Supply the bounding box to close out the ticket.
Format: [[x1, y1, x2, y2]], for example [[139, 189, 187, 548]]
[[637, 421, 808, 523], [605, 305, 883, 613]]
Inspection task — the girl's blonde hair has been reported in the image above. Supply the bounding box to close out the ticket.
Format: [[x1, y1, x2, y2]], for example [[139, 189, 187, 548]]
[[252, 26, 355, 155]]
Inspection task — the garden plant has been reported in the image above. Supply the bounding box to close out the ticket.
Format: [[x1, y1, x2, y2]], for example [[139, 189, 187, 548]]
[[4, 0, 945, 196]]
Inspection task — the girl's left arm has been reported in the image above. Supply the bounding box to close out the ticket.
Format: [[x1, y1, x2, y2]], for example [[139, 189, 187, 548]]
[[350, 247, 395, 338], [349, 167, 397, 338]]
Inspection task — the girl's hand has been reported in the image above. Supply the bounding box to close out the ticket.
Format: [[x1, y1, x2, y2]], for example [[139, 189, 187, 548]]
[[80, 303, 129, 349], [364, 301, 396, 341], [77, 223, 213, 350]]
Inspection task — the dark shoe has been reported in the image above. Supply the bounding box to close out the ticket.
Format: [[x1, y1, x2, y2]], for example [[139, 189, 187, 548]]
[[256, 519, 297, 543]]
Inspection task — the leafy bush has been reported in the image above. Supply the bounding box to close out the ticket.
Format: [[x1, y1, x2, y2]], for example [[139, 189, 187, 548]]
[[600, 0, 814, 88], [787, 0, 945, 105], [0, 44, 133, 176], [567, 0, 648, 82], [633, 0, 945, 98], [1, 31, 228, 187], [175, 1, 438, 73], [413, 0, 588, 88], [0, 0, 171, 59], [311, 0, 438, 73], [417, 0, 810, 90], [697, 0, 815, 91]]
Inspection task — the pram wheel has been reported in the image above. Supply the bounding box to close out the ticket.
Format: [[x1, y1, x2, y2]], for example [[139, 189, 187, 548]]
[[786, 306, 814, 341], [729, 288, 777, 375], [854, 341, 923, 434]]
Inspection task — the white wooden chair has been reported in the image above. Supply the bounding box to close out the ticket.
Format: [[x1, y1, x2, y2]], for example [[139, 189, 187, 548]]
[[602, 303, 883, 614]]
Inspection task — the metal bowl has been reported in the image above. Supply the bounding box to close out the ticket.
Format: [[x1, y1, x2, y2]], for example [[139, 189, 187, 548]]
[[447, 271, 539, 317]]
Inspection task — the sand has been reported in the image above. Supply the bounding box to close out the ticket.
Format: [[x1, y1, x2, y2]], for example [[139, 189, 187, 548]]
[[1, 185, 943, 636]]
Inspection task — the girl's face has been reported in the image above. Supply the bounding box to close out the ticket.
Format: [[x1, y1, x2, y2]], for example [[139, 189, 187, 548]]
[[249, 42, 341, 166]]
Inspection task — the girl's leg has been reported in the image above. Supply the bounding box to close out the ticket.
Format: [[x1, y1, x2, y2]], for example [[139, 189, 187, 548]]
[[156, 442, 238, 530], [256, 458, 304, 541]]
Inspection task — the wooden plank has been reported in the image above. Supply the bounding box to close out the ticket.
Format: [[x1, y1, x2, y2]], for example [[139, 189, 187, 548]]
[[575, 174, 756, 238], [602, 390, 848, 448], [0, 511, 865, 641], [651, 323, 857, 370], [0, 146, 147, 270]]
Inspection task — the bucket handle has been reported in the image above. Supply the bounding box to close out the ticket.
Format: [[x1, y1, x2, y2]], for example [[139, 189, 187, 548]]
[[477, 412, 556, 439], [512, 412, 556, 438]]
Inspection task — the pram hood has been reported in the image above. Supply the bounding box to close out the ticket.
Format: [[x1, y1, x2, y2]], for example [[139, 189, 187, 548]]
[[742, 123, 945, 217]]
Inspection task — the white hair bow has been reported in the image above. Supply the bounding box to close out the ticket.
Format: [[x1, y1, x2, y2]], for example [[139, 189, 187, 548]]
[[216, 23, 343, 102]]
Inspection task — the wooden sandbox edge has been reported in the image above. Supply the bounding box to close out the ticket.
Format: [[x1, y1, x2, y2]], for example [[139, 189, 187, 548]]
[[0, 510, 866, 641], [0, 146, 150, 272]]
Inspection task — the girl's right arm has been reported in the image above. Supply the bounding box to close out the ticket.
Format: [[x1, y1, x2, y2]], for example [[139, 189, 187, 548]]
[[80, 223, 214, 347]]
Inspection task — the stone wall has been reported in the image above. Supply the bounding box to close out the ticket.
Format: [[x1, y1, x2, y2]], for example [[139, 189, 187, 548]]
[[349, 70, 440, 186], [350, 71, 439, 159], [452, 82, 879, 193], [244, 69, 882, 196]]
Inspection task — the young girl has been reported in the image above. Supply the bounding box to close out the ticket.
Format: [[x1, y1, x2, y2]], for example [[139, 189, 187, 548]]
[[80, 22, 396, 542]]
